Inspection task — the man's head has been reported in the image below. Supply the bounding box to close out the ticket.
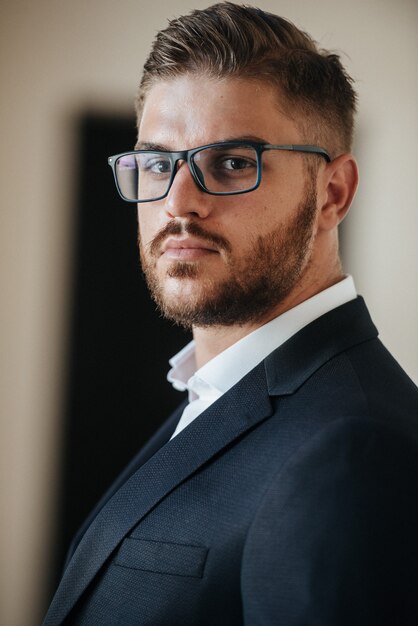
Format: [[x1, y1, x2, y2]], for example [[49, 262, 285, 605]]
[[133, 4, 359, 330]]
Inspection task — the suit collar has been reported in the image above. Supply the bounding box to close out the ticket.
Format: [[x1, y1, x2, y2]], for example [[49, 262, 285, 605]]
[[265, 296, 378, 395]]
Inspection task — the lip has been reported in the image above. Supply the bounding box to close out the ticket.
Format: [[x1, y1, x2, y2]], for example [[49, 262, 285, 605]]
[[161, 237, 219, 260]]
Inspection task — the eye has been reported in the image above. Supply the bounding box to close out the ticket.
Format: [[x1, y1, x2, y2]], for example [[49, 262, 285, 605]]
[[138, 155, 173, 175], [220, 157, 254, 171]]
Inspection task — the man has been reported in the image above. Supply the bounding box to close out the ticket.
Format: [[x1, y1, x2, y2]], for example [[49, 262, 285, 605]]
[[44, 3, 418, 624]]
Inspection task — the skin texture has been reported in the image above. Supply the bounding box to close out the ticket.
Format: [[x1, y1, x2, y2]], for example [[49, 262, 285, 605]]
[[137, 75, 358, 367]]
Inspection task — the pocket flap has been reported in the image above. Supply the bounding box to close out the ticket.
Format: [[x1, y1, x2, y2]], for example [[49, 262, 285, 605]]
[[114, 537, 208, 578]]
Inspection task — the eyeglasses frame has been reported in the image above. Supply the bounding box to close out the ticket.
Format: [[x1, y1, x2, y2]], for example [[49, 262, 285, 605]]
[[108, 140, 331, 203]]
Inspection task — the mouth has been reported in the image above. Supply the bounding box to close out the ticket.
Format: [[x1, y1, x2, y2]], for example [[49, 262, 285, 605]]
[[161, 237, 219, 260]]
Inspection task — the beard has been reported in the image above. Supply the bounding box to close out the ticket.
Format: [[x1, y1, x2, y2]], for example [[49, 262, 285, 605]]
[[139, 182, 317, 329]]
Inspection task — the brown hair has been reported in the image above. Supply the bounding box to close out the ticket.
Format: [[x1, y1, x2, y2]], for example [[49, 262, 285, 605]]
[[136, 2, 357, 158]]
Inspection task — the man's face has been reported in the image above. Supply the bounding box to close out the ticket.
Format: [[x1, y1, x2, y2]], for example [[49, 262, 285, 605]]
[[137, 75, 319, 328]]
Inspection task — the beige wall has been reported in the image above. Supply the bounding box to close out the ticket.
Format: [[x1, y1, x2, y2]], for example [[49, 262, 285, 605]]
[[1, 1, 416, 624]]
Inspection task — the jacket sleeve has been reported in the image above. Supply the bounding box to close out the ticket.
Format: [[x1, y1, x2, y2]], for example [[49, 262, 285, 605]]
[[241, 416, 418, 626]]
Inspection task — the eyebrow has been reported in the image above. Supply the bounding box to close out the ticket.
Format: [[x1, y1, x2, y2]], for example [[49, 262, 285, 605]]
[[135, 141, 170, 151], [135, 135, 269, 151]]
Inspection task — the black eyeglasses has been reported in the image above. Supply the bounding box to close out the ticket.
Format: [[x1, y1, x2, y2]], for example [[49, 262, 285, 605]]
[[108, 140, 331, 203]]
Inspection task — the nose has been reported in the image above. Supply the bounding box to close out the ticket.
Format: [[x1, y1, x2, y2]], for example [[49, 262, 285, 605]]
[[164, 160, 213, 219]]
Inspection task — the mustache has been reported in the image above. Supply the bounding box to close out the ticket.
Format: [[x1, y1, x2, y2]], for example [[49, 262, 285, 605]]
[[147, 221, 232, 257]]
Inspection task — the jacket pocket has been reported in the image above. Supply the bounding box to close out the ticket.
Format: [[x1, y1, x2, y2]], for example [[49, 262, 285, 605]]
[[114, 537, 208, 578]]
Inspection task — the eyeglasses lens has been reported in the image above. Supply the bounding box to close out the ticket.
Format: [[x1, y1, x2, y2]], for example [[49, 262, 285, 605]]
[[115, 153, 173, 202], [192, 145, 258, 193]]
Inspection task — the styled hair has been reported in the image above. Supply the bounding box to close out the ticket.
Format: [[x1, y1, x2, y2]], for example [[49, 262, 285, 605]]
[[136, 2, 357, 157]]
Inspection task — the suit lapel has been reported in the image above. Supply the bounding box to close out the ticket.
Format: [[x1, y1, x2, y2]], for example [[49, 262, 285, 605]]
[[62, 401, 187, 569], [44, 363, 273, 625]]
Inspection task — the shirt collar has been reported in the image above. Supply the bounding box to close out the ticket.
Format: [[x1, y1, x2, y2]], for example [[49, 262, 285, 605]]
[[167, 342, 196, 392], [167, 275, 357, 400]]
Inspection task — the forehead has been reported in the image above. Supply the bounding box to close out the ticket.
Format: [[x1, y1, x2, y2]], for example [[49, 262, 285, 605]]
[[137, 75, 301, 148]]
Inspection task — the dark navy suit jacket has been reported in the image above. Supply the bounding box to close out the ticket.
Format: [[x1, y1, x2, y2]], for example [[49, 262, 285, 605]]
[[44, 297, 418, 625]]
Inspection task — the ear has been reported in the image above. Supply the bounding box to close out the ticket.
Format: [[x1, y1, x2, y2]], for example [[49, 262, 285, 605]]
[[317, 154, 359, 231]]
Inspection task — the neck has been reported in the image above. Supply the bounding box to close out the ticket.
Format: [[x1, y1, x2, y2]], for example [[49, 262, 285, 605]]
[[193, 262, 344, 369]]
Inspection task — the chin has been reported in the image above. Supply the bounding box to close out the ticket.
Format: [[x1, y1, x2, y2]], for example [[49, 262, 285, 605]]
[[162, 275, 205, 301]]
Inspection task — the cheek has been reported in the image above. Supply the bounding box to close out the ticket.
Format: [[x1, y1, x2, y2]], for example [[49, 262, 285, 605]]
[[137, 208, 163, 246], [227, 198, 284, 241]]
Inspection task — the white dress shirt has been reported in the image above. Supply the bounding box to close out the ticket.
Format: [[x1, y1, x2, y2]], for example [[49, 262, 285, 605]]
[[168, 276, 357, 439]]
